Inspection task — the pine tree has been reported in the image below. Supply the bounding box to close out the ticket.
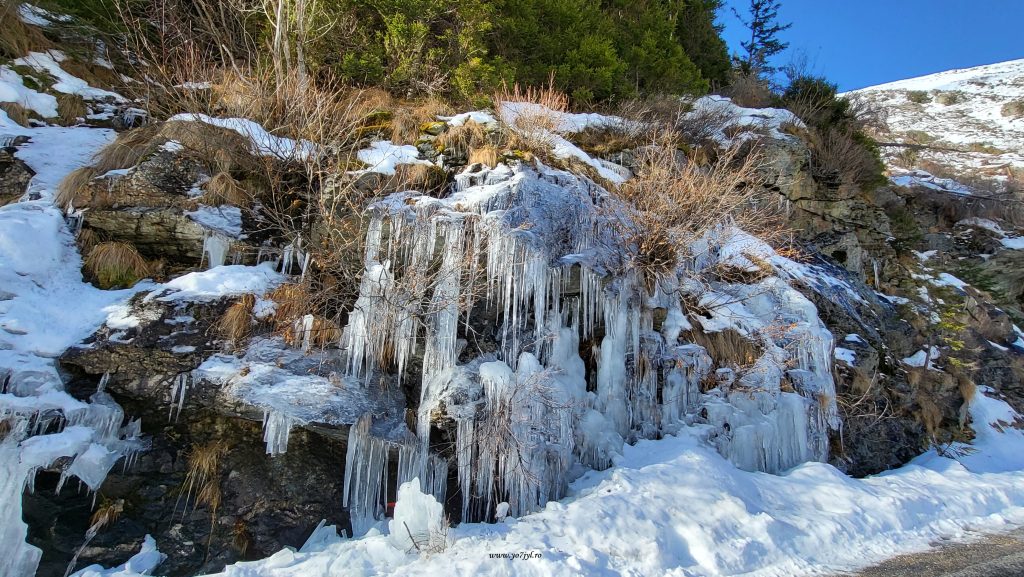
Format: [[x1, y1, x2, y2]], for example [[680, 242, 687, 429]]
[[732, 0, 791, 76]]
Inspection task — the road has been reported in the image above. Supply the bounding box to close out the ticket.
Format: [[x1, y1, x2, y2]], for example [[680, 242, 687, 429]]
[[842, 529, 1024, 577]]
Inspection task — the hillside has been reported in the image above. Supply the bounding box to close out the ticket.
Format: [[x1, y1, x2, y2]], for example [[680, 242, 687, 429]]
[[2, 3, 1024, 577], [848, 59, 1024, 193]]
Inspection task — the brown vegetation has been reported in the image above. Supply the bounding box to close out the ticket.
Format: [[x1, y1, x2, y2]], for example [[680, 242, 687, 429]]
[[83, 241, 150, 289]]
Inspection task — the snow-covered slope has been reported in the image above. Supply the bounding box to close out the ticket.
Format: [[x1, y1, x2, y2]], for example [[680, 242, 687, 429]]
[[847, 59, 1024, 191]]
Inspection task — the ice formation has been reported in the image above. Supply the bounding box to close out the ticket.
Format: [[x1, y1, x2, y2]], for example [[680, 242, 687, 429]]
[[337, 154, 842, 530]]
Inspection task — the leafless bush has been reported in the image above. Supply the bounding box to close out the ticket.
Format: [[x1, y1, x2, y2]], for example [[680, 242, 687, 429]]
[[612, 136, 774, 285], [722, 72, 774, 109], [804, 127, 884, 190], [494, 77, 569, 156]]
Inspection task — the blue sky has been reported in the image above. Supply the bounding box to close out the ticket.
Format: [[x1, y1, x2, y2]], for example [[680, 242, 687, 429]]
[[720, 1, 1024, 91]]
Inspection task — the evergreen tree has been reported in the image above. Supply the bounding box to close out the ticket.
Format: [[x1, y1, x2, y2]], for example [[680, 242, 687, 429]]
[[677, 0, 731, 88], [732, 0, 791, 76]]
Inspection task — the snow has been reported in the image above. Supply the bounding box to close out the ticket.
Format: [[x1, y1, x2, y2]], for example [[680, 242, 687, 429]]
[[147, 262, 285, 303], [441, 110, 497, 127], [167, 113, 316, 160], [89, 387, 1024, 577], [388, 479, 447, 552], [834, 347, 856, 364], [355, 141, 432, 175], [903, 346, 941, 369], [0, 66, 58, 118], [0, 121, 144, 577], [890, 169, 975, 195], [70, 535, 165, 577], [683, 95, 804, 146], [14, 51, 125, 101], [958, 217, 1024, 251]]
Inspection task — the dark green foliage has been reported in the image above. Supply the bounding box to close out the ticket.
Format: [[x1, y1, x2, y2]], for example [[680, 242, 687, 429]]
[[676, 0, 732, 88], [732, 0, 791, 76]]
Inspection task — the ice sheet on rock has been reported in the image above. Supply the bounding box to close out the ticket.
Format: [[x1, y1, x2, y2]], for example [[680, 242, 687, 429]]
[[187, 205, 243, 238], [196, 337, 407, 438]]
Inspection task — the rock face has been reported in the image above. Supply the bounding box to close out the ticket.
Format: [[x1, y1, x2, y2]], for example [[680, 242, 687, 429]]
[[1, 143, 34, 206]]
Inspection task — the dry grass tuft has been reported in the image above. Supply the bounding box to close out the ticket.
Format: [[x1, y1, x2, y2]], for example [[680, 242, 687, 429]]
[[283, 314, 341, 349], [436, 120, 488, 158], [88, 498, 124, 532], [468, 145, 499, 168], [55, 167, 97, 209], [57, 93, 87, 125], [217, 294, 255, 346], [390, 99, 452, 145], [203, 172, 250, 208], [84, 241, 150, 289], [0, 101, 32, 127], [494, 77, 568, 155], [268, 283, 311, 331], [76, 228, 101, 257], [91, 124, 161, 174], [383, 163, 448, 195], [614, 137, 772, 284], [0, 1, 51, 59]]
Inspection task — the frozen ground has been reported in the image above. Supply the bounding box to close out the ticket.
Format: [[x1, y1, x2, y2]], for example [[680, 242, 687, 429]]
[[75, 388, 1024, 577]]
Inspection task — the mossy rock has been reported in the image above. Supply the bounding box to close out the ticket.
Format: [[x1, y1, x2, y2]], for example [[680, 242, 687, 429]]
[[421, 121, 446, 136]]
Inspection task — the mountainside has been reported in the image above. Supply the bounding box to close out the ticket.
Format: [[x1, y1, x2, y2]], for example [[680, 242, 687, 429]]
[[848, 59, 1024, 193], [2, 4, 1024, 577]]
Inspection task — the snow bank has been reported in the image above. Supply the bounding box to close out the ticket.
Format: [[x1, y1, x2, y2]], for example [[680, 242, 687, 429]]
[[355, 141, 432, 175], [0, 66, 58, 118], [14, 51, 125, 101], [147, 262, 285, 303], [167, 114, 316, 160]]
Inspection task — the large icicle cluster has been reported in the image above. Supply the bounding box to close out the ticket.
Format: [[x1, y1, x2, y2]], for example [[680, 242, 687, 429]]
[[337, 123, 841, 531]]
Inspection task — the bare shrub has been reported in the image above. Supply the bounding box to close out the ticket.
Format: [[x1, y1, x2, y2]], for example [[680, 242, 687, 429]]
[[614, 137, 773, 285], [84, 241, 150, 289], [804, 127, 884, 190], [723, 72, 774, 108], [674, 101, 738, 149]]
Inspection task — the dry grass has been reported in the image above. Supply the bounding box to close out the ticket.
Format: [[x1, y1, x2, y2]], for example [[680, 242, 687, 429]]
[[615, 138, 772, 281], [282, 314, 342, 350], [804, 127, 884, 190], [55, 167, 97, 209], [570, 124, 647, 156], [203, 172, 250, 208], [90, 120, 257, 176], [381, 163, 448, 195], [468, 145, 499, 168], [493, 78, 569, 156], [723, 73, 774, 109], [76, 227, 101, 257], [84, 241, 150, 289], [88, 498, 124, 532], [0, 101, 31, 127], [0, 0, 51, 59], [217, 294, 255, 346], [436, 120, 488, 158], [268, 283, 311, 331], [1001, 99, 1024, 119], [389, 98, 452, 145], [57, 93, 87, 125]]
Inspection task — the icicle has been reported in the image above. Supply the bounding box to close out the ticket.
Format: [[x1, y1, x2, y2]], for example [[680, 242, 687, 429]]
[[262, 410, 295, 455], [97, 372, 110, 393], [202, 232, 231, 269], [343, 414, 390, 536], [168, 373, 189, 422]]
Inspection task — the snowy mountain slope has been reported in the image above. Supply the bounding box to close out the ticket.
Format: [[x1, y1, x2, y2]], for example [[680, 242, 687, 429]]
[[846, 59, 1024, 191]]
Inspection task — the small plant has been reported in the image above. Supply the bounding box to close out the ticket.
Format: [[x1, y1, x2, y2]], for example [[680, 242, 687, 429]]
[[84, 241, 150, 289], [435, 120, 488, 158], [934, 91, 964, 106], [905, 90, 930, 104], [179, 439, 230, 560]]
